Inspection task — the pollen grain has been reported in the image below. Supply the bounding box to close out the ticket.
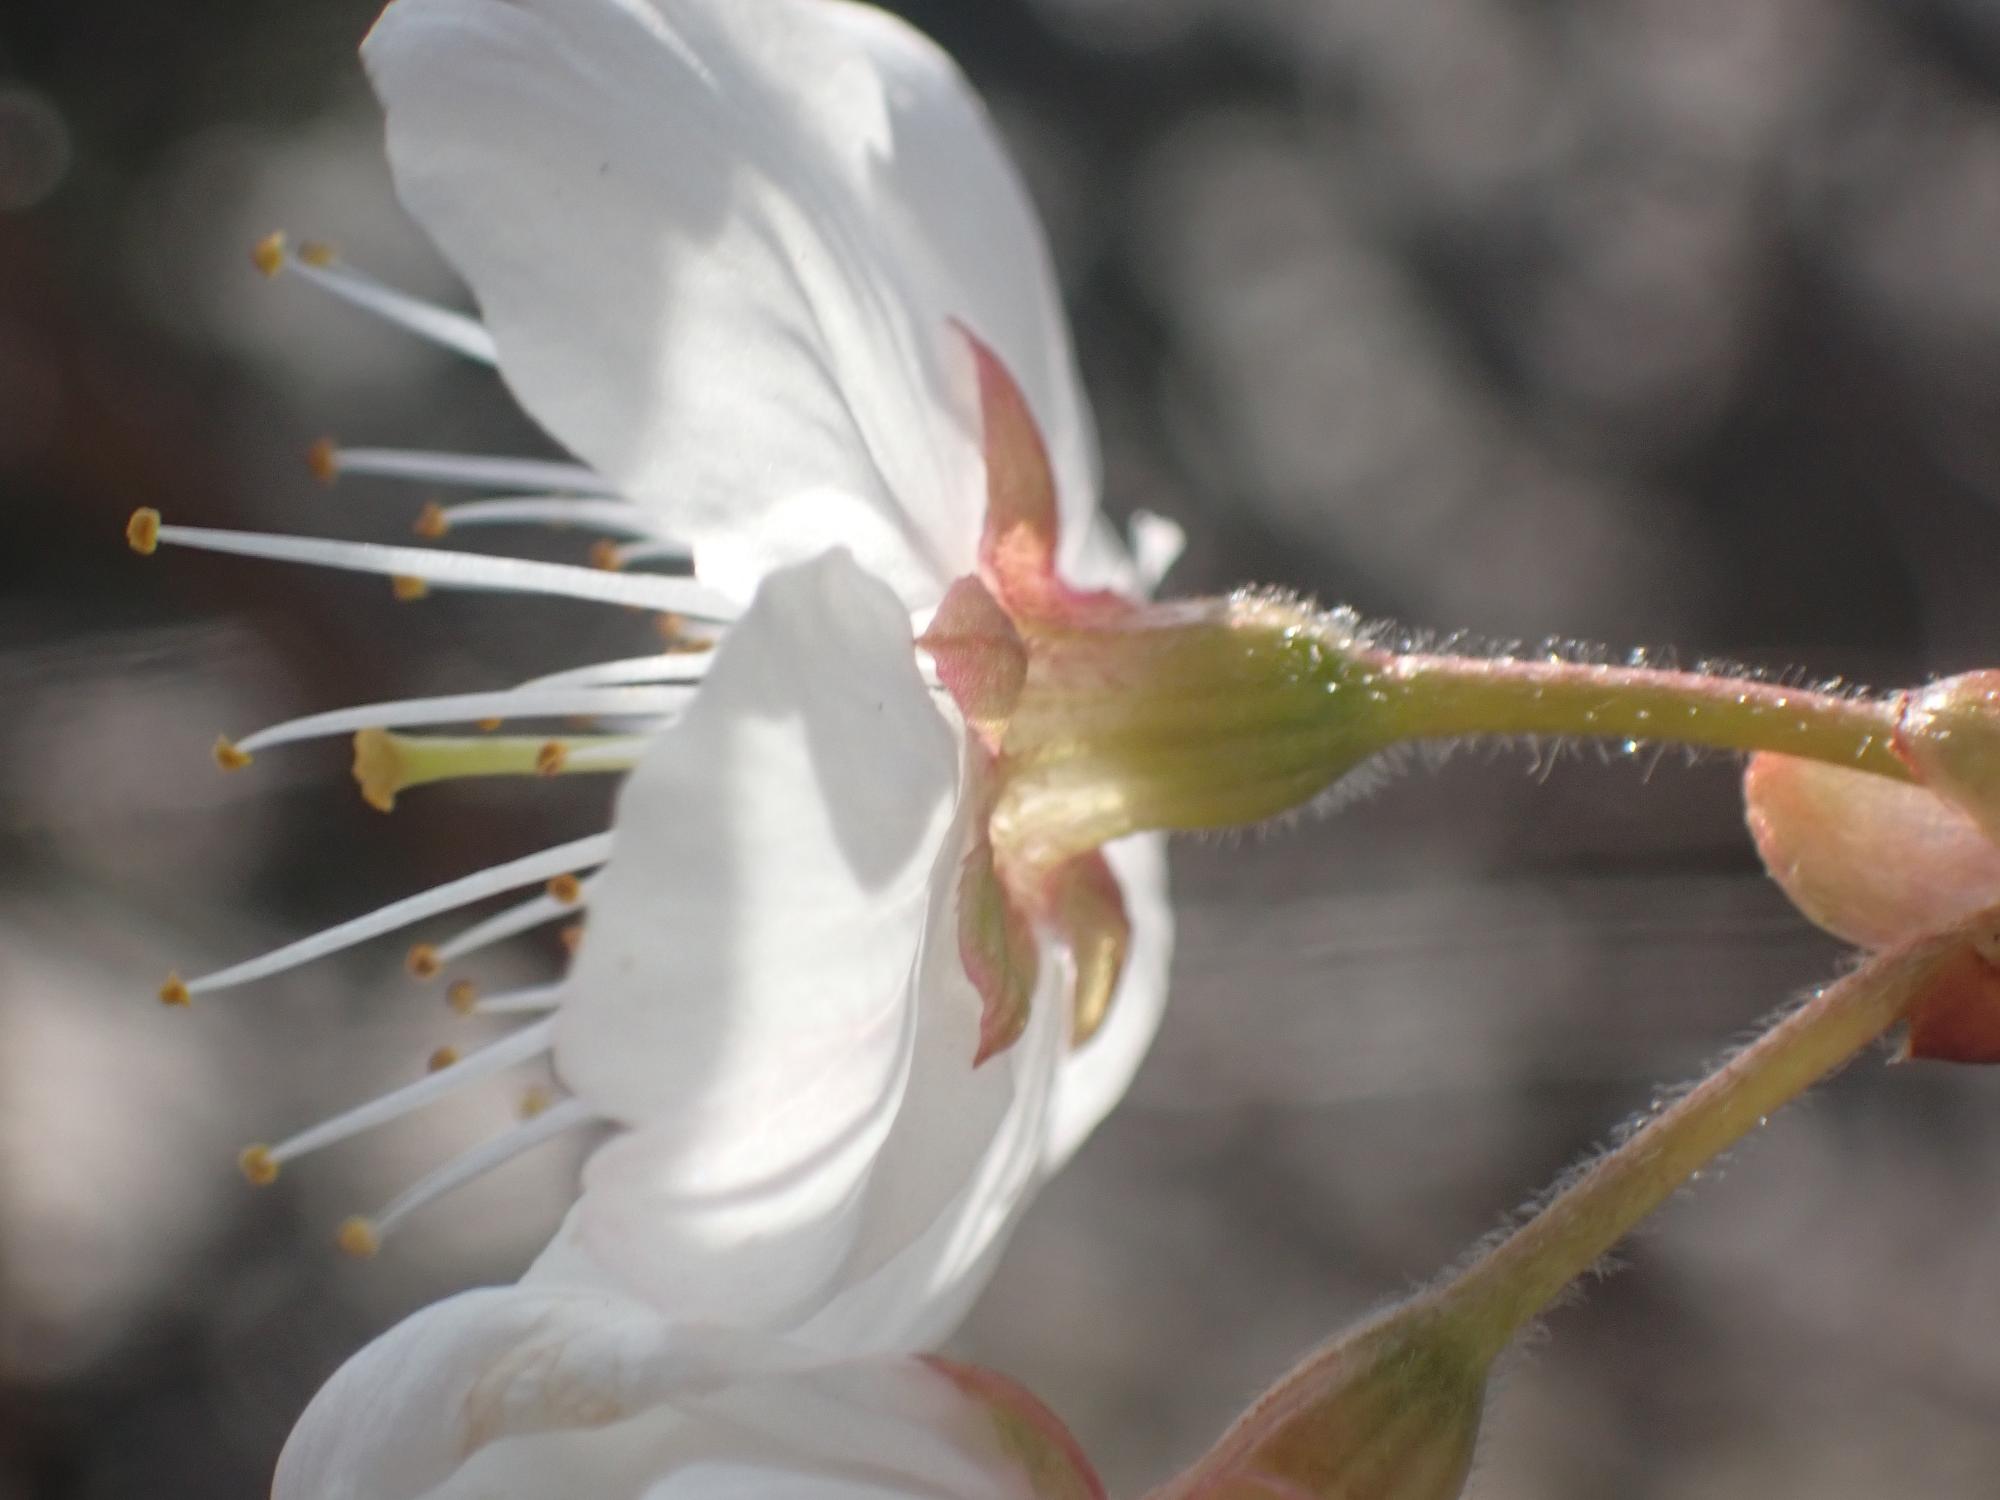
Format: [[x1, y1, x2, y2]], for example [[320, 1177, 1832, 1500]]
[[335, 1216, 381, 1260], [250, 231, 286, 278], [125, 508, 162, 556]]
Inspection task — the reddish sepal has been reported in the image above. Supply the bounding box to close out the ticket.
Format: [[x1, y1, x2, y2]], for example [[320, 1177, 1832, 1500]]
[[958, 751, 1040, 1065], [1903, 940, 2000, 1064], [919, 574, 1028, 753], [957, 325, 1132, 627], [925, 1357, 1108, 1500]]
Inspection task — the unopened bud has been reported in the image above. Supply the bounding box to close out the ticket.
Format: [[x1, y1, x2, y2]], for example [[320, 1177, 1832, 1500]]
[[1744, 752, 2000, 949], [1161, 1297, 1488, 1500]]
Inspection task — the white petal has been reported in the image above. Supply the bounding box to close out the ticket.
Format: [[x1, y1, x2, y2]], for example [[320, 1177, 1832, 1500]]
[[278, 1284, 1042, 1500], [364, 0, 1098, 606], [798, 842, 1066, 1354], [273, 1286, 787, 1500], [1044, 832, 1174, 1172], [548, 551, 959, 1320]]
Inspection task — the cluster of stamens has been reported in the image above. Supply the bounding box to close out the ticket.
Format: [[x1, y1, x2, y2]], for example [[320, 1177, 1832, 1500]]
[[129, 233, 750, 1256]]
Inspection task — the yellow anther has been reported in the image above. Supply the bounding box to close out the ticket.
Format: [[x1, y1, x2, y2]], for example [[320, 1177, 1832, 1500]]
[[407, 944, 442, 980], [352, 728, 404, 813], [414, 501, 449, 539], [307, 437, 338, 485], [447, 979, 478, 1016], [391, 574, 430, 602], [518, 1085, 553, 1120], [125, 508, 162, 556], [297, 239, 337, 268], [250, 231, 286, 278], [426, 1045, 461, 1074], [336, 1216, 381, 1260], [655, 612, 714, 654], [559, 922, 585, 954], [589, 539, 624, 571], [213, 736, 252, 772], [158, 972, 190, 1007], [535, 741, 568, 778], [238, 1144, 279, 1187], [547, 873, 584, 906], [477, 717, 503, 732]]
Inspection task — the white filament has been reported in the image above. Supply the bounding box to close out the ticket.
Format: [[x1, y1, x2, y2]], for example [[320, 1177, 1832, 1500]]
[[613, 538, 696, 568], [371, 1097, 595, 1239], [330, 447, 612, 494], [518, 654, 717, 690], [472, 983, 567, 1017], [267, 1018, 556, 1164], [235, 686, 693, 753], [285, 252, 498, 365], [434, 883, 597, 966], [184, 835, 612, 995], [433, 497, 661, 535], [153, 523, 739, 619]]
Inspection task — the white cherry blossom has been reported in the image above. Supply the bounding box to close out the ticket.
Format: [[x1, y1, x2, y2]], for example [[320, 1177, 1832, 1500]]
[[143, 0, 1174, 1352]]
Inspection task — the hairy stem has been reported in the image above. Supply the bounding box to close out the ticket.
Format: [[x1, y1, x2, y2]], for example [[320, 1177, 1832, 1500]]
[[1364, 648, 1910, 781], [1436, 911, 1998, 1359]]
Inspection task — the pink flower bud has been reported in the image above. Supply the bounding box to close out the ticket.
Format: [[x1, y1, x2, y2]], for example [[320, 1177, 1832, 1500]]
[[1744, 752, 2000, 949]]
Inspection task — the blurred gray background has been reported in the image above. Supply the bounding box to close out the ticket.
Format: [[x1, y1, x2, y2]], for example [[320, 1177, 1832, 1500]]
[[4, 0, 2000, 1495]]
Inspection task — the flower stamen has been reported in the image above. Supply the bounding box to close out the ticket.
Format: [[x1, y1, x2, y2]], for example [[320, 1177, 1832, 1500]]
[[415, 495, 665, 539], [255, 1016, 555, 1169], [251, 231, 499, 366], [125, 510, 739, 618], [168, 834, 612, 999], [433, 882, 598, 968], [230, 685, 693, 760], [517, 653, 718, 689], [309, 443, 612, 496], [468, 983, 564, 1018], [342, 1093, 593, 1256]]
